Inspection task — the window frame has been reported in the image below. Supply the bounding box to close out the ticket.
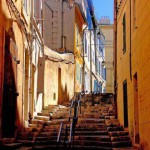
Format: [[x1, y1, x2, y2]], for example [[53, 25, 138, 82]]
[[122, 13, 126, 54]]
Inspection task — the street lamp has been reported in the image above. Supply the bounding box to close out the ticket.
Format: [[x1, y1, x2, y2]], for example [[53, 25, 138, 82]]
[[65, 0, 75, 9]]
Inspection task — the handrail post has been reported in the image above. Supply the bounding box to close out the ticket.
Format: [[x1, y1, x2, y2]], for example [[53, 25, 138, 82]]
[[57, 122, 63, 144]]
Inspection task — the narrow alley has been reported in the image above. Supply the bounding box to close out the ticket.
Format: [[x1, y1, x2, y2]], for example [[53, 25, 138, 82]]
[[0, 0, 150, 150], [1, 93, 133, 150]]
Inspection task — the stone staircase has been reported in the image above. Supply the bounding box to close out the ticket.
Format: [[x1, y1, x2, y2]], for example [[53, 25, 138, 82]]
[[72, 100, 132, 150], [0, 93, 134, 150]]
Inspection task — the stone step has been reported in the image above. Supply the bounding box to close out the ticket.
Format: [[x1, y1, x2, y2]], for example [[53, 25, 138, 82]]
[[25, 127, 42, 132], [1, 143, 22, 150], [73, 140, 112, 147], [16, 147, 33, 150], [111, 136, 131, 142], [78, 118, 105, 124], [107, 126, 124, 132], [46, 119, 68, 125], [76, 123, 106, 128], [105, 119, 120, 127], [28, 124, 43, 129], [37, 112, 50, 117], [77, 135, 111, 141], [105, 116, 115, 119], [0, 138, 15, 145], [34, 116, 50, 121], [15, 140, 34, 146], [70, 145, 113, 150], [108, 131, 129, 136], [74, 131, 108, 136], [113, 148, 134, 150], [51, 115, 68, 119], [30, 119, 44, 125], [112, 141, 132, 148]]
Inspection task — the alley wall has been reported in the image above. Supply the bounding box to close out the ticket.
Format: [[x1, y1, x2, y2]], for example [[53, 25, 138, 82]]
[[116, 0, 150, 148], [44, 46, 75, 106]]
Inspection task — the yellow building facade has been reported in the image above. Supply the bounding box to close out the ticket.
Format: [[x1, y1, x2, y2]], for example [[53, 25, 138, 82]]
[[74, 4, 86, 92], [115, 0, 150, 148], [100, 23, 114, 94], [0, 0, 30, 138]]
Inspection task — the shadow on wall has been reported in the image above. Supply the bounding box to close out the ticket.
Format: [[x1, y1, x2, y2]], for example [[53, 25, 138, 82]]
[[2, 31, 22, 138], [58, 82, 70, 105]]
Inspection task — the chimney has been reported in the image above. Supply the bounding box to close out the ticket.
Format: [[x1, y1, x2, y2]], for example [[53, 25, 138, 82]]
[[99, 16, 110, 25]]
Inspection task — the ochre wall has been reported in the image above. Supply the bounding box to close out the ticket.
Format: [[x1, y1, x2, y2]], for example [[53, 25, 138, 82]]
[[0, 0, 30, 137], [116, 0, 150, 148], [74, 6, 85, 92], [100, 25, 114, 93], [44, 46, 74, 106]]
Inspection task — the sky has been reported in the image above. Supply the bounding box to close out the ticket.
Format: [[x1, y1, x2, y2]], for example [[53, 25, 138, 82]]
[[92, 0, 114, 24]]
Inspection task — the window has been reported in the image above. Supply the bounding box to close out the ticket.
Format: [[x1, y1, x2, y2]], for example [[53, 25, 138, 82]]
[[76, 27, 79, 46], [133, 0, 137, 29], [122, 13, 126, 53], [88, 45, 90, 62], [84, 33, 87, 54], [24, 0, 28, 15]]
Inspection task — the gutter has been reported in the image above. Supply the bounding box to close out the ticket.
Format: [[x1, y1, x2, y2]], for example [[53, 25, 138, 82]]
[[75, 3, 87, 24], [129, 0, 132, 80]]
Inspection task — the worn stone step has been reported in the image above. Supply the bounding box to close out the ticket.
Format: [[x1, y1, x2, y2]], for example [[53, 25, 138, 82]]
[[34, 116, 50, 121], [108, 131, 129, 136], [111, 136, 131, 142], [51, 115, 68, 119], [77, 135, 111, 141], [37, 112, 50, 117], [105, 119, 120, 127], [78, 118, 105, 124], [28, 124, 43, 129], [16, 146, 32, 150], [16, 140, 34, 146], [74, 131, 108, 136], [112, 141, 132, 148], [105, 116, 115, 119], [1, 143, 23, 150], [30, 119, 44, 125], [24, 127, 42, 132], [76, 123, 106, 128], [70, 145, 113, 150], [73, 140, 112, 147], [107, 126, 124, 132], [113, 148, 134, 150], [16, 147, 33, 150], [46, 119, 68, 125]]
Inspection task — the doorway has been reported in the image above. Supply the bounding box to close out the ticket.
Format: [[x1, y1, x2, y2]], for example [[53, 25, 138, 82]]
[[2, 32, 18, 137], [24, 50, 30, 125], [134, 73, 140, 144], [58, 68, 62, 104], [123, 80, 128, 127]]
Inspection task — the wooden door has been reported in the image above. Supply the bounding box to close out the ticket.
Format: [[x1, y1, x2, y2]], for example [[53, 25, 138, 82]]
[[123, 80, 128, 127], [134, 73, 140, 144], [2, 32, 18, 137]]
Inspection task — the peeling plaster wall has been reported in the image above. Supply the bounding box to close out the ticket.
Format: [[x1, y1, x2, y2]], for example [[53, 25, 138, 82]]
[[44, 46, 74, 106]]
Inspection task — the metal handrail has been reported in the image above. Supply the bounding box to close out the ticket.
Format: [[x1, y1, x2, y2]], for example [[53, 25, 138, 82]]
[[57, 122, 63, 143], [69, 121, 73, 143], [68, 93, 82, 147], [76, 100, 81, 118], [68, 99, 74, 122]]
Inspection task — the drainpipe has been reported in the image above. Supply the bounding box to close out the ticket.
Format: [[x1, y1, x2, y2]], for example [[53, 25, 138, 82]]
[[114, 0, 118, 119], [29, 0, 34, 120], [82, 26, 88, 92], [90, 29, 92, 93], [61, 0, 64, 49], [129, 0, 132, 81]]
